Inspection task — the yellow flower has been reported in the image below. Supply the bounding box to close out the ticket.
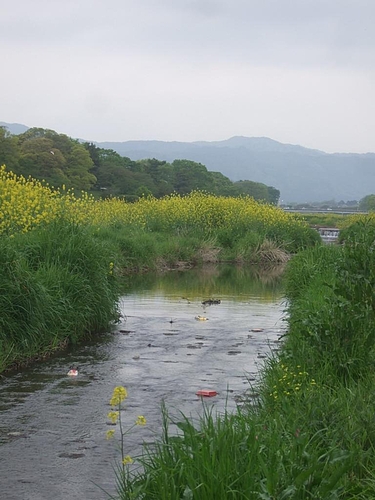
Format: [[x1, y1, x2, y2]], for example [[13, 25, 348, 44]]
[[106, 429, 115, 440], [122, 455, 133, 465], [110, 386, 128, 406], [136, 415, 147, 426], [107, 411, 119, 424]]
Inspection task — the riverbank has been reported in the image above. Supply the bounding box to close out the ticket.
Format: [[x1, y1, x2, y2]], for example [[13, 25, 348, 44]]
[[0, 267, 284, 500], [0, 166, 320, 373], [0, 222, 120, 373], [2, 164, 375, 496], [113, 219, 375, 499], [0, 221, 293, 373]]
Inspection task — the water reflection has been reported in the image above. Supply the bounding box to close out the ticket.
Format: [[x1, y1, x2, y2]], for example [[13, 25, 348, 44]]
[[121, 263, 285, 301], [0, 264, 286, 500]]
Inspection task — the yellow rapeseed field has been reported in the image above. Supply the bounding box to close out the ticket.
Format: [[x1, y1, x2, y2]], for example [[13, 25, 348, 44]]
[[0, 165, 307, 236], [340, 212, 375, 229]]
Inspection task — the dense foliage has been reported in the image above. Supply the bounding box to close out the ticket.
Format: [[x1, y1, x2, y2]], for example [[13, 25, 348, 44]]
[[0, 126, 280, 203], [359, 193, 375, 211], [0, 222, 119, 372], [0, 165, 317, 255]]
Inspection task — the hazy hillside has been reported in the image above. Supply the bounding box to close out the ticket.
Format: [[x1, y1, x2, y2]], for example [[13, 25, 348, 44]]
[[0, 121, 29, 135], [2, 121, 375, 203], [97, 137, 375, 203]]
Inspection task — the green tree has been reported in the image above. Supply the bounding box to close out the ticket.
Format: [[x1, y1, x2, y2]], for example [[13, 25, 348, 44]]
[[267, 186, 280, 205], [85, 145, 142, 196], [172, 159, 213, 194], [17, 128, 94, 189], [17, 127, 50, 142], [0, 126, 19, 172], [18, 136, 69, 187], [136, 158, 166, 182], [84, 142, 101, 167], [135, 185, 153, 198], [131, 159, 170, 197], [359, 194, 375, 211], [234, 180, 269, 201], [156, 163, 175, 196], [65, 144, 96, 190], [210, 171, 238, 196]]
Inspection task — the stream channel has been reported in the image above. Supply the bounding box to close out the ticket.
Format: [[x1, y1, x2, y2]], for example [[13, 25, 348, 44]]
[[0, 264, 286, 500]]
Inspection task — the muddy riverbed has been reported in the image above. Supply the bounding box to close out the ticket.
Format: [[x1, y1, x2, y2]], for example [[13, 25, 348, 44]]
[[0, 265, 286, 500]]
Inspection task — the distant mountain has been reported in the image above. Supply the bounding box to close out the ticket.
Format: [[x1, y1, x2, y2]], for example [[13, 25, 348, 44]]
[[0, 121, 29, 135], [2, 121, 375, 203], [97, 136, 375, 203]]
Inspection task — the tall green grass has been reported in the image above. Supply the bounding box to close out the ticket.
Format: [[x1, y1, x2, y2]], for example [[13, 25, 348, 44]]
[[92, 226, 212, 271], [115, 393, 368, 499], [0, 216, 319, 372], [0, 222, 119, 371], [285, 220, 375, 382]]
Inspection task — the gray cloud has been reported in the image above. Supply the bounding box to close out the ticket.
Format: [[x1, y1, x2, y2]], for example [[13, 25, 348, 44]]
[[2, 1, 374, 65], [1, 0, 374, 152]]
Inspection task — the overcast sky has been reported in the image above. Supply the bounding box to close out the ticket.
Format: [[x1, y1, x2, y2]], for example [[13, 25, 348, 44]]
[[1, 0, 374, 153]]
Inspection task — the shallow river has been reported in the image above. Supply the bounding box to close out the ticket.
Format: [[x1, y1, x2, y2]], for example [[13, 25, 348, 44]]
[[0, 265, 286, 500]]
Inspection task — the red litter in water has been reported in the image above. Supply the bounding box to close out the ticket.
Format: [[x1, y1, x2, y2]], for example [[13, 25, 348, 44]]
[[196, 390, 217, 397]]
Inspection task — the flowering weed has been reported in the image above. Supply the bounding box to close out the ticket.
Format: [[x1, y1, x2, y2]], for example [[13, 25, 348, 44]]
[[105, 386, 146, 491]]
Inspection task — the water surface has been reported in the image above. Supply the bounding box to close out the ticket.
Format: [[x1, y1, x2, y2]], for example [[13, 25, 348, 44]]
[[0, 265, 286, 500]]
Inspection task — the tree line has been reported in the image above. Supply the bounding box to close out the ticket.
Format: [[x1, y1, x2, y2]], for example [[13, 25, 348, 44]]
[[0, 126, 280, 203]]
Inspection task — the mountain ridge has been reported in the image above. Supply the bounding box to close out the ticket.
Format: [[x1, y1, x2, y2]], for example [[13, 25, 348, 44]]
[[96, 137, 375, 203], [1, 121, 375, 203]]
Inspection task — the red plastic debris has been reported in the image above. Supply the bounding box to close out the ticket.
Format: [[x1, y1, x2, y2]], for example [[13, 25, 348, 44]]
[[196, 390, 217, 397]]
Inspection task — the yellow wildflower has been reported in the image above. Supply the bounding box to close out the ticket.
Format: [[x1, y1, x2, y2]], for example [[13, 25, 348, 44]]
[[136, 415, 147, 426], [110, 386, 128, 406], [107, 411, 119, 424], [106, 429, 115, 440], [122, 455, 133, 465]]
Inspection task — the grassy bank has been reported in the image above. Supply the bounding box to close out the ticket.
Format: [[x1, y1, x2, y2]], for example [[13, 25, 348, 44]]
[[0, 222, 119, 372], [298, 212, 347, 228], [110, 219, 375, 499], [0, 165, 319, 371], [2, 165, 375, 496]]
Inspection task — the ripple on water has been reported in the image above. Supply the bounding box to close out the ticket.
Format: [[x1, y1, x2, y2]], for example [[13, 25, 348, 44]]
[[0, 265, 286, 500]]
